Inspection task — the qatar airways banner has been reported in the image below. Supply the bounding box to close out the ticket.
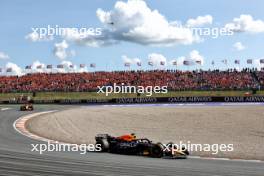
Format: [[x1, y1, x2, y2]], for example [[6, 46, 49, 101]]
[[2, 96, 264, 104]]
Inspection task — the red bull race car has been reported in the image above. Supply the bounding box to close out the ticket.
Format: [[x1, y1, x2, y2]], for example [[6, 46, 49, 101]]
[[95, 133, 189, 158], [20, 104, 34, 111], [18, 95, 34, 111]]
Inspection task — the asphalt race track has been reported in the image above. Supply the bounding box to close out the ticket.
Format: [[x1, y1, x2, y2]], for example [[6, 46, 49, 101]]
[[0, 105, 264, 176]]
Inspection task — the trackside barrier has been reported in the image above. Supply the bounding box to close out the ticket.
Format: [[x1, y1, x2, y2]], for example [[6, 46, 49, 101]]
[[2, 96, 264, 104]]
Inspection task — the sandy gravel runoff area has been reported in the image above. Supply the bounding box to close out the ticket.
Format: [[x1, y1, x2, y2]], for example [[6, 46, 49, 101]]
[[26, 105, 264, 160]]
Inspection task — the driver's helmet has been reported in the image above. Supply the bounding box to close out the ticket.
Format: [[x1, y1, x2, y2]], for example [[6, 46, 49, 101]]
[[131, 133, 136, 139]]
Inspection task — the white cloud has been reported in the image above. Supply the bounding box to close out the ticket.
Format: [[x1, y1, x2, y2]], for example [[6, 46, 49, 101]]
[[148, 53, 167, 66], [122, 55, 133, 64], [175, 50, 205, 66], [168, 58, 178, 66], [0, 51, 10, 60], [62, 28, 116, 47], [0, 60, 90, 76], [59, 61, 88, 73], [56, 61, 72, 73], [253, 59, 264, 71], [25, 31, 53, 42], [66, 0, 197, 47], [176, 56, 186, 66], [123, 51, 204, 67], [53, 40, 74, 60], [225, 14, 264, 33], [29, 60, 86, 73], [189, 50, 204, 65], [5, 62, 23, 76], [186, 15, 213, 27], [24, 60, 51, 73], [61, 61, 79, 72], [60, 60, 73, 67], [133, 58, 141, 65], [32, 60, 87, 73], [233, 42, 245, 51], [122, 55, 141, 65], [77, 66, 88, 73], [122, 55, 141, 64], [31, 60, 46, 73]]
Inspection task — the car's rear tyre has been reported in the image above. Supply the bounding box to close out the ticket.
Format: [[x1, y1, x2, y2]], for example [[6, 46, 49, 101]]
[[150, 143, 164, 158], [179, 146, 189, 155], [183, 149, 189, 155], [96, 139, 109, 152]]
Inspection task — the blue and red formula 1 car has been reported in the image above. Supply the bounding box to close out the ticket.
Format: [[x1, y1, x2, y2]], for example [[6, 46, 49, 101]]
[[95, 133, 189, 159]]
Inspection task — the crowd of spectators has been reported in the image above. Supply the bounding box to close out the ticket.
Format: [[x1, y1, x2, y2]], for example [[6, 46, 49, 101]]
[[0, 69, 262, 93], [255, 71, 264, 88]]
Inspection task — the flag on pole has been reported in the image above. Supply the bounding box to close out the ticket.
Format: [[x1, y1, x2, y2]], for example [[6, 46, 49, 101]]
[[247, 59, 253, 64], [211, 61, 215, 65], [136, 62, 141, 66], [183, 60, 191, 65], [148, 61, 153, 66], [90, 63, 96, 68], [57, 64, 64, 68], [160, 61, 165, 66], [196, 60, 202, 65], [124, 62, 130, 67], [222, 59, 227, 65], [47, 65, 52, 69], [234, 60, 240, 64], [25, 65, 32, 69], [6, 68, 12, 72]]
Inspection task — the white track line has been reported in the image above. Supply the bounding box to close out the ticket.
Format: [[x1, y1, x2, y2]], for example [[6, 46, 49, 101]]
[[13, 110, 264, 163], [188, 156, 263, 163], [1, 108, 11, 111]]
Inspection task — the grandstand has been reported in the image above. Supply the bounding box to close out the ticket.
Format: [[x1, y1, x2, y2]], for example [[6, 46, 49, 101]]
[[0, 68, 262, 94]]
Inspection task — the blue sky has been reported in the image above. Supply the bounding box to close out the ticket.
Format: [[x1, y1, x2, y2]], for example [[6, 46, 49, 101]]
[[0, 0, 264, 74]]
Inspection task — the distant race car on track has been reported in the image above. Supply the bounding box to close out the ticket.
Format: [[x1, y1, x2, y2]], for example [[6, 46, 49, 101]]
[[20, 104, 34, 111], [95, 133, 189, 159]]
